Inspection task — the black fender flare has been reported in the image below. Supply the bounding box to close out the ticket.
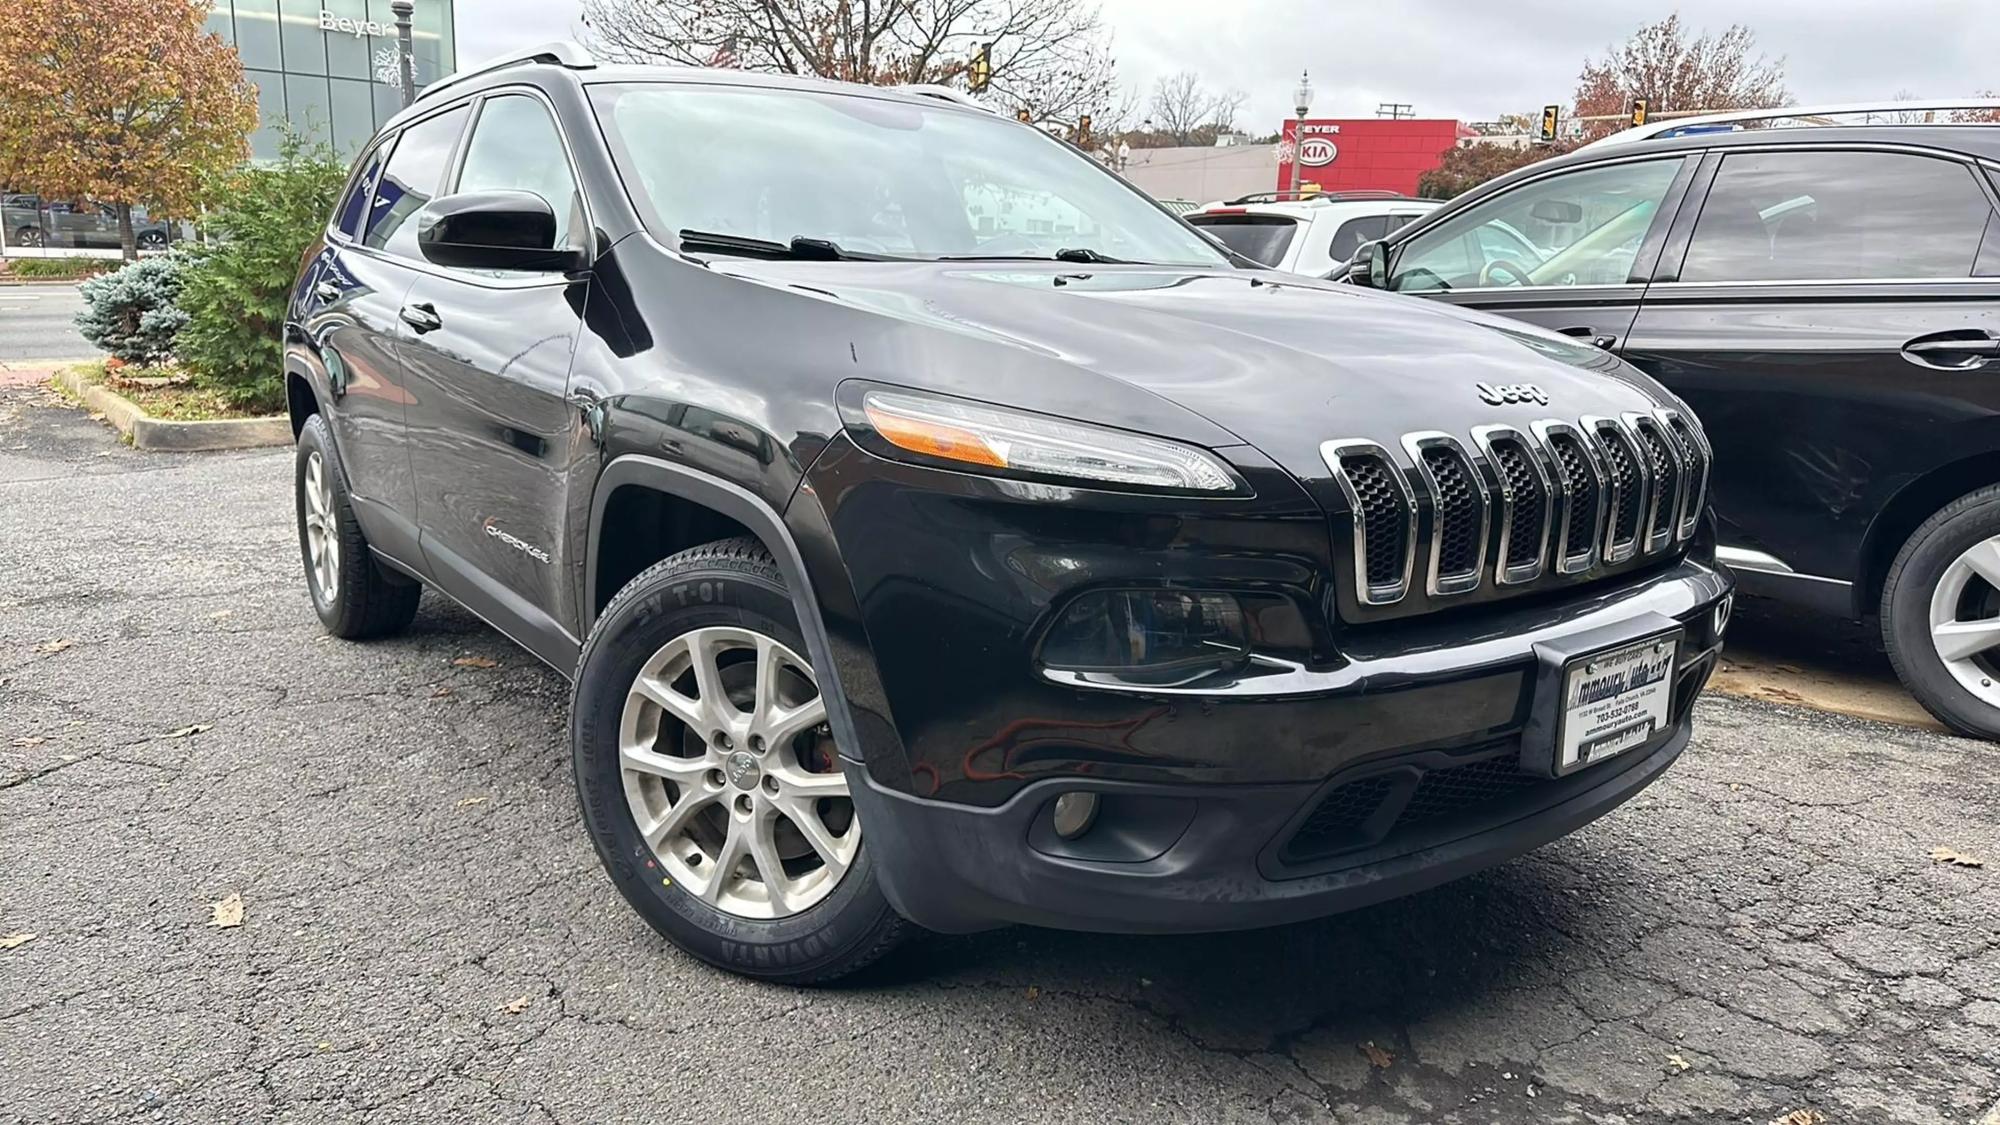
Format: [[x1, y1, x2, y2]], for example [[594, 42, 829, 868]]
[[582, 454, 865, 760]]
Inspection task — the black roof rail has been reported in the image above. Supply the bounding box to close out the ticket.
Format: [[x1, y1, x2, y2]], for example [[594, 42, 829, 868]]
[[417, 41, 596, 103]]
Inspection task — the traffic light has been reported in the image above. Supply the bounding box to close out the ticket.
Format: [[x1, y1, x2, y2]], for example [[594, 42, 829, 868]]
[[1539, 104, 1560, 144], [1630, 98, 1649, 127], [1076, 114, 1092, 146], [968, 42, 992, 93]]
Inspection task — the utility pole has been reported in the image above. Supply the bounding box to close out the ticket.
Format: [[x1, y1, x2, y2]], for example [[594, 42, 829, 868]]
[[392, 0, 416, 107]]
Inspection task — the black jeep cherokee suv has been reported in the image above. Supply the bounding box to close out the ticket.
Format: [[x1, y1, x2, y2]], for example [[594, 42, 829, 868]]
[[284, 44, 1732, 982]]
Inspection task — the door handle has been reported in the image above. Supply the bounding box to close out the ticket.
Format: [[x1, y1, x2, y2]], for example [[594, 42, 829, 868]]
[[398, 301, 442, 333], [1903, 331, 2000, 369], [312, 281, 340, 303], [1557, 326, 1618, 350]]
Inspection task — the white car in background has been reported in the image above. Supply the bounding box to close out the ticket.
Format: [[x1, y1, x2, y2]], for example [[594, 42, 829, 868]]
[[1186, 191, 1440, 277]]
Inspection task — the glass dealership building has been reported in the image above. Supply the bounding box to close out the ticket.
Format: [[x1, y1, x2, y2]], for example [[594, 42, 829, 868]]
[[204, 0, 459, 159]]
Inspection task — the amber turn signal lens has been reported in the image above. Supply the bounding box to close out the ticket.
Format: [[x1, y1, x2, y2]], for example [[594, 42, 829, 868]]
[[864, 403, 1008, 468]]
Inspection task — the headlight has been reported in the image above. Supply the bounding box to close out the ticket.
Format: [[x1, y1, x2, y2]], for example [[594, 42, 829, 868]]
[[857, 389, 1242, 494]]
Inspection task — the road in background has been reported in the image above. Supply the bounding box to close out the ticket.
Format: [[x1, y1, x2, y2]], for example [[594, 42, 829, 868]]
[[0, 284, 92, 363], [3, 381, 1996, 1124]]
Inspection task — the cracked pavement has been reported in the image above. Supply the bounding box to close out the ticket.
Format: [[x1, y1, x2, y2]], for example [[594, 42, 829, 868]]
[[3, 381, 1998, 1124]]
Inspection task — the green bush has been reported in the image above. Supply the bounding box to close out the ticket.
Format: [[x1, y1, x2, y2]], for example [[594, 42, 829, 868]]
[[8, 257, 117, 279], [176, 130, 347, 412], [73, 255, 188, 365]]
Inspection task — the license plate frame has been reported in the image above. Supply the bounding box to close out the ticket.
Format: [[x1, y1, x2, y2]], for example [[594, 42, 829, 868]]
[[1520, 612, 1683, 779]]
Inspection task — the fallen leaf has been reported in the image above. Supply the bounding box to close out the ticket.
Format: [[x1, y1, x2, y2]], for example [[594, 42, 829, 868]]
[[1770, 1111, 1825, 1125], [1360, 1042, 1393, 1069], [12, 736, 46, 748], [0, 933, 35, 950], [87, 412, 106, 422], [209, 893, 244, 929], [166, 723, 212, 739], [497, 995, 531, 1015], [455, 795, 490, 809], [1729, 783, 1741, 792], [1023, 986, 1040, 1001], [452, 656, 499, 670], [1665, 1052, 1691, 1073], [430, 685, 454, 699], [32, 638, 74, 655], [1931, 846, 1987, 868]]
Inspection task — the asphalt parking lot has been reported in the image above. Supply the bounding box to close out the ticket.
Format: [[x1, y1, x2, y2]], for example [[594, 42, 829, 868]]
[[3, 381, 1998, 1125]]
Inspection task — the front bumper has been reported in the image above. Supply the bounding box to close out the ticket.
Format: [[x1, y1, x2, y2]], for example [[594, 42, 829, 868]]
[[850, 686, 1702, 934]]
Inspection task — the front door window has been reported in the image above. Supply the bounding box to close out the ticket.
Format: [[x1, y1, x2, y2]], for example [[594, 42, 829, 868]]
[[1390, 159, 1685, 292]]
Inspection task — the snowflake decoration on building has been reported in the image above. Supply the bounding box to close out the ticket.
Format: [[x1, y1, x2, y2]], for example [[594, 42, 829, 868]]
[[374, 45, 405, 89]]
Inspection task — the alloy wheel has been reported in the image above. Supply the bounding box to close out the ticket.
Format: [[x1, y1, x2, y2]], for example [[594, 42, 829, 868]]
[[619, 626, 857, 919], [1927, 534, 2000, 708], [302, 450, 339, 601]]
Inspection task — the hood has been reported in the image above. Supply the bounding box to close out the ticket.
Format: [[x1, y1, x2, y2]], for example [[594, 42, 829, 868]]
[[707, 260, 1669, 483]]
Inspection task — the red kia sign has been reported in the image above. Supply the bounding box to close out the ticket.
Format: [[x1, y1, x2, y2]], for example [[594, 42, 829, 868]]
[[1278, 118, 1469, 196]]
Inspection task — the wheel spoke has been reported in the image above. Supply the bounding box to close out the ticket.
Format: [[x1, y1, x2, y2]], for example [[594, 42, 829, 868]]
[[619, 743, 710, 785], [775, 794, 850, 873], [759, 696, 828, 749], [688, 631, 737, 732], [701, 816, 751, 904], [639, 788, 717, 848], [777, 767, 848, 797], [746, 807, 793, 914], [1961, 538, 2000, 592], [1934, 618, 2000, 663], [630, 672, 706, 732]]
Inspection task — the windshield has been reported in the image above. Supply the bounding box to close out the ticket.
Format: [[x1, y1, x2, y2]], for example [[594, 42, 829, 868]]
[[589, 82, 1230, 267], [1185, 215, 1297, 266]]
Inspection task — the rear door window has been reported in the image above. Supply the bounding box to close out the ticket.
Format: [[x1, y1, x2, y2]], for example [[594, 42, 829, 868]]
[[1187, 215, 1298, 266], [1328, 215, 1391, 262], [1680, 150, 1995, 282], [362, 105, 469, 259]]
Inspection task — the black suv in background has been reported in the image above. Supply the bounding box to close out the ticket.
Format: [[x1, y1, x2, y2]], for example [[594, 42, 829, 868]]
[[285, 44, 1730, 982], [1346, 116, 2000, 737]]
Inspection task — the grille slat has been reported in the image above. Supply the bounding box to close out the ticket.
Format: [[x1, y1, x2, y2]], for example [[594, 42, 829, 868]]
[[1328, 411, 1706, 609]]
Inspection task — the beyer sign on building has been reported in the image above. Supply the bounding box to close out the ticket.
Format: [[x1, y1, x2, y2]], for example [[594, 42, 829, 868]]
[[1278, 119, 1472, 197], [319, 10, 395, 38]]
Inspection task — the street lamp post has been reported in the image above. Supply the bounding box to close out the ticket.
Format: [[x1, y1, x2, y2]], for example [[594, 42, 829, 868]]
[[391, 0, 417, 107], [1287, 70, 1313, 200]]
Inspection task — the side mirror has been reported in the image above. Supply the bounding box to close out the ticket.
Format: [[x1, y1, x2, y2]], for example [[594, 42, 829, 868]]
[[1530, 199, 1583, 224], [1346, 239, 1390, 289], [417, 190, 585, 272]]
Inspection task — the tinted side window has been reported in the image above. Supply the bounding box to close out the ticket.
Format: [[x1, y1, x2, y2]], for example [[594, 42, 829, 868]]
[[454, 95, 583, 252], [1328, 215, 1390, 262], [1185, 216, 1297, 266], [1681, 151, 1994, 283], [334, 143, 389, 239], [363, 105, 469, 258]]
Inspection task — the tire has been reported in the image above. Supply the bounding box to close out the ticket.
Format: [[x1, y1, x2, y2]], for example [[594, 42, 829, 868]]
[[571, 537, 909, 984], [1882, 483, 2000, 739], [137, 230, 166, 249], [12, 227, 42, 248], [294, 413, 421, 639]]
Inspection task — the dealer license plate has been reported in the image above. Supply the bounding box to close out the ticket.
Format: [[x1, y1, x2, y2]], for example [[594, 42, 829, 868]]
[[1557, 636, 1677, 774]]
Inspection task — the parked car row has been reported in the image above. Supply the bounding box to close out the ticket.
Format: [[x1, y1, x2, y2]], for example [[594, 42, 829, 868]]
[[1185, 190, 1439, 275]]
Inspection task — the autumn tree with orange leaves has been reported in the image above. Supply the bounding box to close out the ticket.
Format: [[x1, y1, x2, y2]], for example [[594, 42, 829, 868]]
[[0, 0, 258, 259], [1571, 15, 1789, 143]]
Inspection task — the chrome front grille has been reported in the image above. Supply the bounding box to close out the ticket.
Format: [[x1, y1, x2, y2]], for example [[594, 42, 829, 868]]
[[1320, 410, 1707, 610]]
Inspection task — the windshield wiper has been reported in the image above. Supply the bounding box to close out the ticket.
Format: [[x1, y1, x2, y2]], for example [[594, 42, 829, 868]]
[[677, 229, 881, 262], [935, 248, 1138, 264]]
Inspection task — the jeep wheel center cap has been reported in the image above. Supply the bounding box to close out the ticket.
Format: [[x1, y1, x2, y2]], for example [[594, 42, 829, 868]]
[[726, 751, 760, 789]]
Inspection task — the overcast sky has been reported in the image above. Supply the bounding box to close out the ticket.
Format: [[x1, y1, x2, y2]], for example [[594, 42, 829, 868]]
[[456, 0, 1998, 127]]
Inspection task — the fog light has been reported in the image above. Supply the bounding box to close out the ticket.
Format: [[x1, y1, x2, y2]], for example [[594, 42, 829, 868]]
[[1039, 590, 1249, 683], [1052, 792, 1100, 839]]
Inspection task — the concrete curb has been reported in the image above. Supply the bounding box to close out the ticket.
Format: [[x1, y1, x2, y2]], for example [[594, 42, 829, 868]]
[[50, 366, 289, 452]]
